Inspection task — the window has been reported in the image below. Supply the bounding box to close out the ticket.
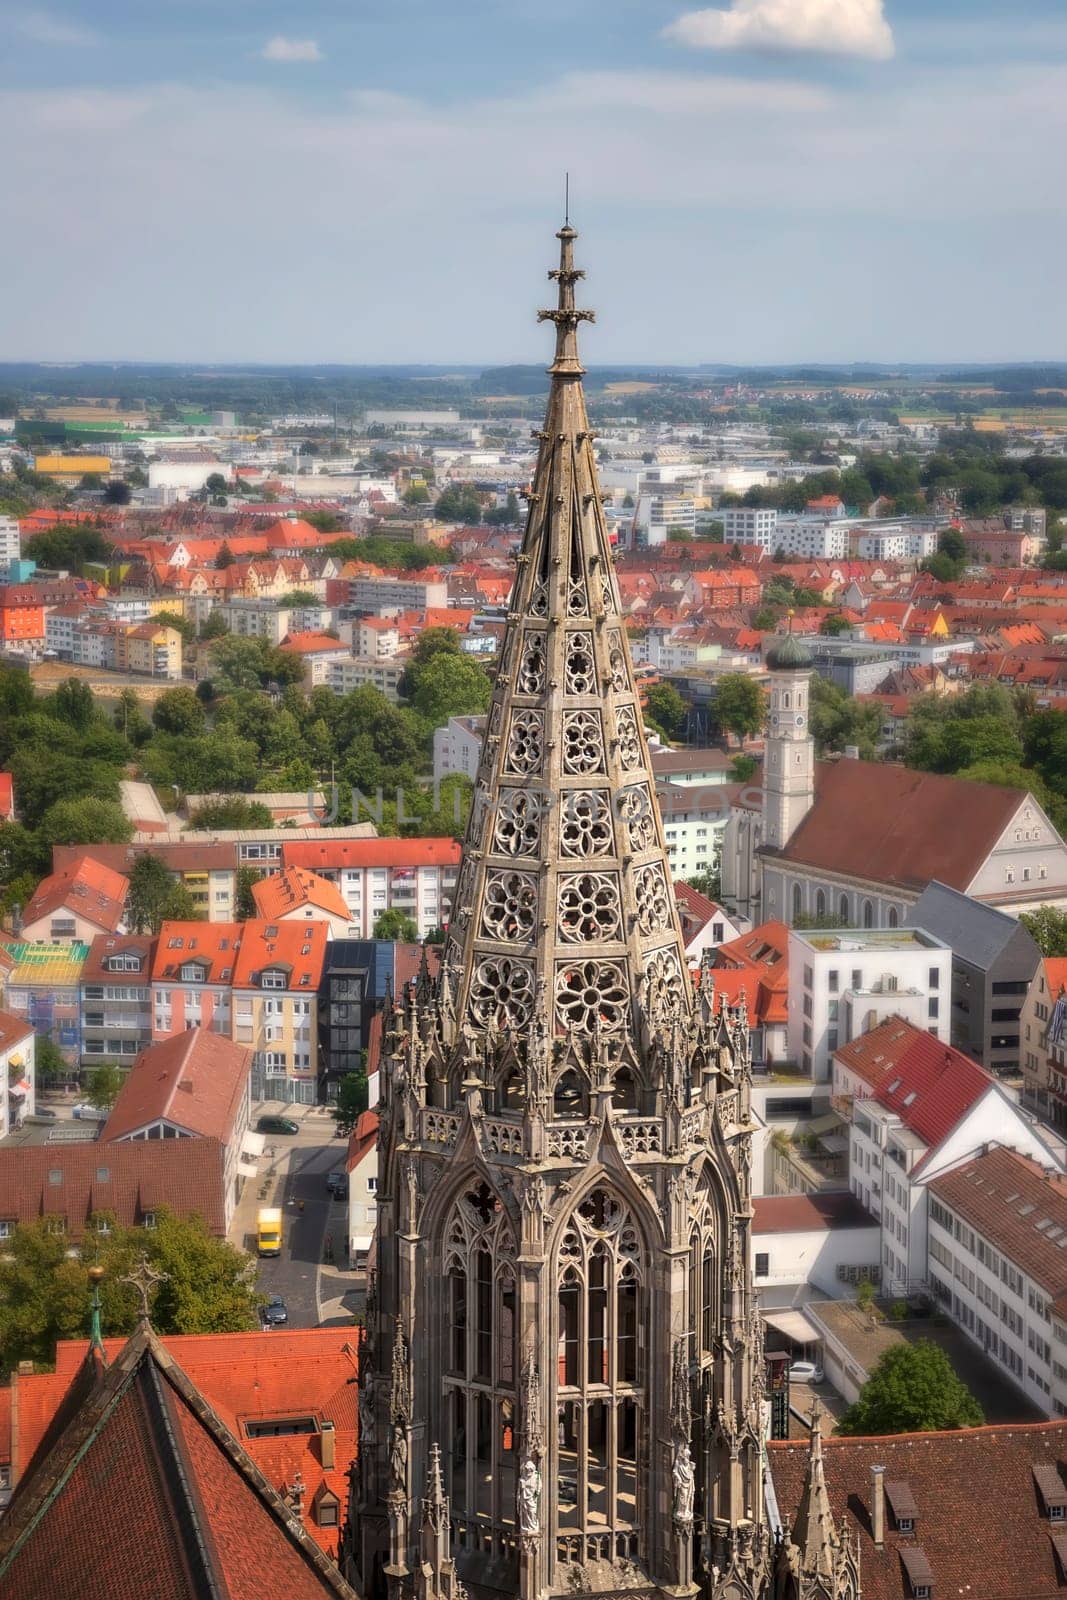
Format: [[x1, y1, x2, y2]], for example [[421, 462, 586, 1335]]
[[828, 969, 839, 994], [143, 1212, 157, 1230], [928, 998, 939, 1019], [754, 1252, 769, 1277], [929, 966, 940, 990], [863, 899, 874, 929], [261, 970, 286, 990]]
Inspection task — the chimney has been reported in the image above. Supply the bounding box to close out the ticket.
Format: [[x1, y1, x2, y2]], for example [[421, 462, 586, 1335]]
[[320, 1418, 336, 1469], [871, 1463, 886, 1547]]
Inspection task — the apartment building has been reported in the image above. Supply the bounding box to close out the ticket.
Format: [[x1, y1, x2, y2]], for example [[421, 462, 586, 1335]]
[[325, 655, 406, 701], [834, 1018, 1058, 1295], [2, 942, 88, 1065], [658, 783, 729, 882], [114, 621, 182, 680], [926, 1145, 1067, 1418], [20, 856, 128, 946], [349, 574, 448, 611], [251, 866, 355, 938], [722, 507, 778, 547], [788, 926, 952, 1084], [80, 933, 155, 1068], [280, 838, 460, 938], [346, 1110, 379, 1267], [151, 922, 240, 1040], [1023, 956, 1067, 1128], [231, 921, 328, 1104]]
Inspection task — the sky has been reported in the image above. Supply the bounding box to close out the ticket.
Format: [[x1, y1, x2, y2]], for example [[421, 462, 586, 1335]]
[[2, 0, 1067, 366]]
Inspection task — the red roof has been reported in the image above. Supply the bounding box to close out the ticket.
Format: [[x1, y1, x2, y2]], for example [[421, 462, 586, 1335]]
[[282, 837, 460, 872], [837, 1016, 994, 1151], [231, 918, 328, 993], [22, 855, 128, 935], [152, 922, 243, 983], [0, 1139, 227, 1237], [928, 1146, 1067, 1301], [0, 1006, 32, 1055], [80, 932, 155, 985], [0, 772, 13, 820], [102, 1029, 252, 1145], [752, 1191, 874, 1234], [280, 632, 349, 654], [346, 1110, 379, 1175], [252, 866, 351, 924]]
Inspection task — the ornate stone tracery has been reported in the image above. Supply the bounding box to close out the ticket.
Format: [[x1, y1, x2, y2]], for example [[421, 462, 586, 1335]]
[[557, 872, 622, 944]]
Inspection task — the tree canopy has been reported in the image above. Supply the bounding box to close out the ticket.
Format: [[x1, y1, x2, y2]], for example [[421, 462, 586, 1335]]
[[713, 675, 766, 746], [837, 1338, 984, 1435], [373, 909, 418, 941], [1021, 905, 1067, 958]]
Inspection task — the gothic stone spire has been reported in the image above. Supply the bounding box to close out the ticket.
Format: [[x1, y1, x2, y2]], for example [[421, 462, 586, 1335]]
[[440, 221, 690, 1056]]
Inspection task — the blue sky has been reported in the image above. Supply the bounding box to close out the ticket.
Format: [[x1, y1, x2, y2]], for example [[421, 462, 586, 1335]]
[[3, 0, 1067, 364]]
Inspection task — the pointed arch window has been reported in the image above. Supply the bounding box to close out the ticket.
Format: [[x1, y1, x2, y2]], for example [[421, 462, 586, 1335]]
[[553, 1067, 588, 1119], [442, 1183, 517, 1543], [554, 1187, 646, 1563], [792, 883, 803, 923], [839, 893, 850, 922]]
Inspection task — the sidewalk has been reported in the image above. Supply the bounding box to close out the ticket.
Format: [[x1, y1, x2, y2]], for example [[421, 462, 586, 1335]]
[[317, 1205, 365, 1326]]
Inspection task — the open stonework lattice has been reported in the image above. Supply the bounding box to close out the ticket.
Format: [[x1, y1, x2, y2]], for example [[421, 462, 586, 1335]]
[[607, 629, 628, 694], [555, 957, 630, 1033], [493, 789, 543, 858], [633, 862, 672, 936], [562, 709, 606, 775], [557, 871, 622, 944], [564, 631, 597, 696], [469, 954, 535, 1030], [559, 790, 614, 858], [642, 946, 686, 1016], [481, 870, 539, 943], [618, 784, 657, 855], [505, 709, 544, 777], [614, 704, 642, 771], [518, 631, 548, 696]]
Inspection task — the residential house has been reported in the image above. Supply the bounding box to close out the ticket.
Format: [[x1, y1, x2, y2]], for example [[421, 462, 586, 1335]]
[[151, 922, 241, 1041], [80, 933, 155, 1069], [114, 621, 182, 679], [19, 856, 128, 946], [231, 920, 328, 1104], [713, 921, 790, 1069], [251, 865, 355, 938], [280, 838, 460, 939], [102, 1029, 255, 1226], [833, 1017, 1062, 1296], [673, 882, 742, 965], [907, 880, 1042, 1079], [279, 632, 352, 689], [0, 1138, 229, 1238], [788, 926, 952, 1084], [1023, 956, 1067, 1129]]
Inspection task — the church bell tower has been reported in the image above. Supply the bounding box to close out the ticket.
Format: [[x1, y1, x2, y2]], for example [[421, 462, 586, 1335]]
[[761, 623, 814, 853], [343, 221, 771, 1600]]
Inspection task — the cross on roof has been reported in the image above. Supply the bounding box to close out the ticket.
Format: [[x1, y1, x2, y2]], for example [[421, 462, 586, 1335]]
[[120, 1253, 168, 1321]]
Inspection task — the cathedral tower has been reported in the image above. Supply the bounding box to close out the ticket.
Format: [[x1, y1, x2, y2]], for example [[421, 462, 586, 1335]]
[[343, 222, 770, 1600], [761, 624, 814, 853]]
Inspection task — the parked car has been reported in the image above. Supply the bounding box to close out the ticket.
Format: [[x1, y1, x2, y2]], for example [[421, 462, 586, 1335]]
[[325, 1171, 348, 1199], [72, 1103, 108, 1121], [262, 1295, 288, 1327], [257, 1115, 299, 1135], [789, 1360, 825, 1385]]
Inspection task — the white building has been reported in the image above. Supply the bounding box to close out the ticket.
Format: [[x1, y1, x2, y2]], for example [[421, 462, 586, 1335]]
[[432, 714, 487, 786], [722, 507, 778, 548], [346, 1110, 379, 1267], [325, 656, 406, 702], [926, 1144, 1067, 1418], [632, 467, 698, 546], [0, 1010, 36, 1135], [0, 515, 21, 570], [659, 784, 729, 883], [788, 926, 952, 1084], [281, 839, 460, 940], [834, 1016, 1062, 1296], [350, 575, 448, 612], [752, 1192, 882, 1302], [757, 517, 853, 559]]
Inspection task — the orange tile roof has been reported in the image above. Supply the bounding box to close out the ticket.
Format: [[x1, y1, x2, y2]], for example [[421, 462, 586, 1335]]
[[231, 919, 328, 992], [22, 855, 128, 935], [152, 922, 243, 983], [346, 1110, 379, 1175], [281, 837, 461, 872], [101, 1029, 252, 1145], [252, 866, 351, 924], [280, 632, 349, 654]]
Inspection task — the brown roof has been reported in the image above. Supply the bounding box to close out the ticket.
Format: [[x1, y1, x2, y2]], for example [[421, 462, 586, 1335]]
[[0, 1140, 227, 1237], [752, 1191, 875, 1235], [80, 932, 156, 986], [0, 1007, 33, 1055], [102, 1029, 252, 1146], [55, 839, 237, 876], [770, 1420, 1067, 1600], [0, 1325, 358, 1600], [773, 759, 1025, 892], [928, 1145, 1067, 1300]]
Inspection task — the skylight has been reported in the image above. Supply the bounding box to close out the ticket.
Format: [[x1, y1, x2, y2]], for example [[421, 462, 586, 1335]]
[[1020, 1203, 1036, 1216]]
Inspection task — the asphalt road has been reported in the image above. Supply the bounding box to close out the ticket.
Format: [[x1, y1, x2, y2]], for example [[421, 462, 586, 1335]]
[[255, 1137, 348, 1328]]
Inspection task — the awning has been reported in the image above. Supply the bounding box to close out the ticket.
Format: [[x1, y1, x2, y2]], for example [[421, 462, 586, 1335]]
[[761, 1309, 824, 1346], [241, 1130, 266, 1158], [8, 1079, 31, 1098], [350, 1234, 373, 1253]]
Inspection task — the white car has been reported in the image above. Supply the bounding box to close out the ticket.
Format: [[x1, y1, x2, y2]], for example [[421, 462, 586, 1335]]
[[72, 1102, 108, 1121], [789, 1360, 825, 1384]]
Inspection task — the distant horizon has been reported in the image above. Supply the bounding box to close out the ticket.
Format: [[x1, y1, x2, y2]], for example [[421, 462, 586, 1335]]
[[5, 358, 1067, 379]]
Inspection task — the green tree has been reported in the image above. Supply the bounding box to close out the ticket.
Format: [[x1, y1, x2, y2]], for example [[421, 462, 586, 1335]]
[[204, 473, 228, 496], [39, 796, 132, 848], [113, 687, 151, 745], [86, 1063, 124, 1112], [684, 868, 721, 901], [215, 541, 236, 569], [819, 614, 851, 636], [103, 479, 131, 505], [403, 483, 431, 506], [730, 753, 758, 782], [23, 523, 113, 575], [938, 526, 967, 564], [644, 682, 687, 741], [713, 675, 766, 748], [1021, 906, 1067, 958], [125, 854, 197, 934], [1024, 709, 1067, 791], [188, 796, 273, 831], [152, 685, 207, 737], [333, 1069, 370, 1137], [0, 1211, 260, 1374], [34, 1035, 71, 1087], [837, 1338, 984, 1436], [434, 485, 482, 523], [199, 610, 230, 641], [373, 909, 418, 941], [407, 653, 492, 727], [235, 865, 259, 920], [303, 510, 344, 533], [51, 678, 96, 732], [151, 609, 196, 647]]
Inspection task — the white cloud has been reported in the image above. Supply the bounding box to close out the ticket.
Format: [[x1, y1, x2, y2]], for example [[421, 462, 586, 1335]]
[[260, 36, 322, 63], [16, 9, 99, 47], [665, 0, 895, 60]]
